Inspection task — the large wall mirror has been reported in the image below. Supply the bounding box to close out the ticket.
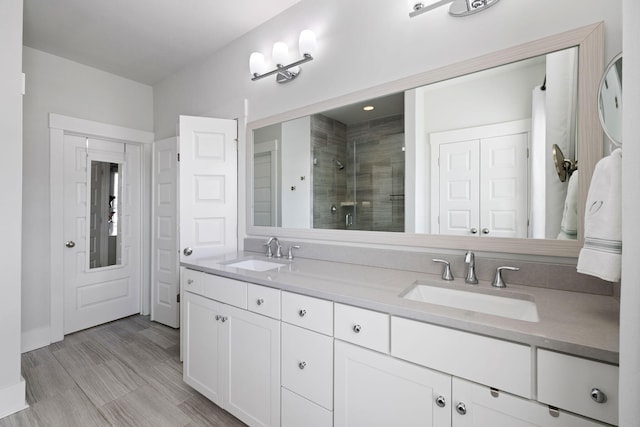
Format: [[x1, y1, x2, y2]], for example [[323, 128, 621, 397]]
[[246, 23, 604, 257]]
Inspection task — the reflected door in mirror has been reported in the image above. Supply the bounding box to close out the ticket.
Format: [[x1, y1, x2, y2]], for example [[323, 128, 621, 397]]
[[89, 160, 122, 268]]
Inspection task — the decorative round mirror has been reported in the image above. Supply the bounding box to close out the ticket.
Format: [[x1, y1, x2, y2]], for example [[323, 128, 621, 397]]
[[598, 53, 622, 146]]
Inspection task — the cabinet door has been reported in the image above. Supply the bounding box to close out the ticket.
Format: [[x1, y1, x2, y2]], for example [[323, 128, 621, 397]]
[[182, 292, 223, 405], [334, 341, 451, 427], [224, 304, 281, 427], [452, 378, 610, 427]]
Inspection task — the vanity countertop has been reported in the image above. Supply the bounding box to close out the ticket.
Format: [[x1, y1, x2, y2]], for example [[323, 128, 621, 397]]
[[182, 252, 620, 364]]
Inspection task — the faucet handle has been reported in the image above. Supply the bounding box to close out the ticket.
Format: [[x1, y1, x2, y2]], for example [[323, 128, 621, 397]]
[[263, 241, 273, 257], [492, 266, 520, 288], [432, 259, 454, 281], [287, 245, 301, 260]]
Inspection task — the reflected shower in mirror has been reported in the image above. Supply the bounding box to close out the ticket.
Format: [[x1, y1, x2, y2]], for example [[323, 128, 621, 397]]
[[252, 46, 581, 239], [89, 160, 122, 269]]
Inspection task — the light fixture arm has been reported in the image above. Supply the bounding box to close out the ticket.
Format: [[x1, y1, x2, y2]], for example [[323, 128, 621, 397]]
[[251, 53, 314, 83], [409, 0, 500, 18], [409, 0, 453, 17]]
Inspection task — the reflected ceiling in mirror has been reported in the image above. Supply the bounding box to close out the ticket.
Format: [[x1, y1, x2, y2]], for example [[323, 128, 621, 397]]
[[246, 23, 603, 257]]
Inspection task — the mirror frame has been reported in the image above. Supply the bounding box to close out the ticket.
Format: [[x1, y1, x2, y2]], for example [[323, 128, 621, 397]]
[[245, 22, 604, 257]]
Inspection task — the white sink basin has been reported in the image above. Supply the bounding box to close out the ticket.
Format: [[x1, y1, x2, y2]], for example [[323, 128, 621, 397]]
[[225, 259, 286, 272], [402, 282, 539, 322]]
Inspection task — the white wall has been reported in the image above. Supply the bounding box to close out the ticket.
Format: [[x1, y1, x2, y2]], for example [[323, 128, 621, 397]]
[[281, 116, 311, 228], [21, 47, 153, 351], [0, 0, 27, 417], [619, 0, 640, 423]]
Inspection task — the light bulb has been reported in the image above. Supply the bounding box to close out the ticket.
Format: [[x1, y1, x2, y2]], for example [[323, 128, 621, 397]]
[[249, 52, 266, 77], [298, 30, 317, 57], [272, 42, 289, 67]]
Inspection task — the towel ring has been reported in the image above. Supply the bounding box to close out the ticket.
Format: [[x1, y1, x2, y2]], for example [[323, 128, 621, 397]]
[[552, 144, 578, 183]]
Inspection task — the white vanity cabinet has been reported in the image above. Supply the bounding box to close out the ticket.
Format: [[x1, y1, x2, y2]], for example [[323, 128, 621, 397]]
[[182, 272, 280, 427], [334, 340, 452, 427], [452, 378, 611, 427]]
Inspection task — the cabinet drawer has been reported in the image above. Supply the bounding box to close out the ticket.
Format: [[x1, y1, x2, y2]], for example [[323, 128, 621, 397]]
[[282, 291, 333, 335], [282, 388, 333, 427], [391, 316, 531, 398], [537, 349, 618, 425], [247, 283, 281, 319], [282, 323, 333, 410], [183, 269, 247, 309], [334, 303, 389, 353]]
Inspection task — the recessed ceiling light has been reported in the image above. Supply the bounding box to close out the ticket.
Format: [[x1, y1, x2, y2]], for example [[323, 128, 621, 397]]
[[363, 105, 375, 111]]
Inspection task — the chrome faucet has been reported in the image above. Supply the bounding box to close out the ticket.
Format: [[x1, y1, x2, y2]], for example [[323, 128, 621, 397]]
[[464, 251, 478, 284], [264, 237, 283, 258]]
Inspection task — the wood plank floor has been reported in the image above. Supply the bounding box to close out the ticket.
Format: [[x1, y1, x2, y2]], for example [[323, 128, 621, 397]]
[[0, 315, 246, 427]]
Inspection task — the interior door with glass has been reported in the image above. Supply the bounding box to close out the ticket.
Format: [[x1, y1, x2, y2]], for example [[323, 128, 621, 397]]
[[63, 134, 141, 334]]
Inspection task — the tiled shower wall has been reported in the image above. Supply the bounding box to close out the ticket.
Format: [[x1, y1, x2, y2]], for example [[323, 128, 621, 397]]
[[312, 114, 348, 229], [346, 114, 405, 232], [311, 113, 405, 231]]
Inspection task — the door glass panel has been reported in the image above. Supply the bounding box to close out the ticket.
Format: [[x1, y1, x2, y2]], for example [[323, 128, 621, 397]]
[[89, 160, 122, 269]]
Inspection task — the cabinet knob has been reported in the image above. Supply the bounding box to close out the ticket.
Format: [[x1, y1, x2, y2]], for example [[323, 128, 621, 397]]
[[65, 240, 76, 248], [591, 388, 607, 403], [256, 298, 264, 306], [187, 279, 194, 284], [183, 247, 193, 256], [482, 228, 490, 234], [470, 228, 478, 234], [456, 402, 467, 415], [298, 361, 307, 370], [221, 316, 227, 322], [298, 309, 307, 317], [435, 395, 446, 408], [215, 315, 221, 321], [353, 324, 362, 333]]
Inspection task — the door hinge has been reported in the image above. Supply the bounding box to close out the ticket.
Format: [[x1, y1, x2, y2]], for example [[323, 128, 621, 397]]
[[177, 293, 180, 303], [177, 153, 180, 162]]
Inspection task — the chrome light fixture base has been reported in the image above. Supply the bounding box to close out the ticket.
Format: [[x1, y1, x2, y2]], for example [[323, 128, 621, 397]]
[[409, 0, 500, 18], [251, 54, 313, 84]]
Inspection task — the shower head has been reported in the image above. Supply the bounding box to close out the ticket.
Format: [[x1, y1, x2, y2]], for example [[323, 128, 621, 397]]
[[336, 160, 345, 170]]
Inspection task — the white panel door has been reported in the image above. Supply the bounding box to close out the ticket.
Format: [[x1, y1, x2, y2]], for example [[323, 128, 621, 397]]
[[63, 135, 141, 334], [151, 137, 179, 328], [480, 133, 528, 238], [334, 340, 451, 427], [179, 116, 238, 260], [438, 140, 480, 236]]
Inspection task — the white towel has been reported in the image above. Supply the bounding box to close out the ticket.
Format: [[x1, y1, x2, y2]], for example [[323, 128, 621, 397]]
[[557, 171, 579, 239], [577, 149, 622, 281]]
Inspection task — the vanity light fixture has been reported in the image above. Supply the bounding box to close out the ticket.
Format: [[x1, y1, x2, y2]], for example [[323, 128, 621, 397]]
[[408, 0, 500, 18], [250, 29, 317, 83]]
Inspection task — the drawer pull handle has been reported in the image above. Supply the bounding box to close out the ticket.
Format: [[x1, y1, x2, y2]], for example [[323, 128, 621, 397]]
[[456, 402, 467, 415], [187, 279, 194, 284], [353, 324, 362, 333], [256, 298, 264, 306], [298, 361, 307, 370], [298, 309, 307, 317], [435, 395, 446, 408], [591, 388, 607, 403]]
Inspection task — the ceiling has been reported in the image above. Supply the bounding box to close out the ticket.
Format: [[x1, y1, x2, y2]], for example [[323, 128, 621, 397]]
[[23, 0, 301, 85]]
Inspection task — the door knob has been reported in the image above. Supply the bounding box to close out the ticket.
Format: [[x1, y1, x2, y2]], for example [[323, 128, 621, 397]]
[[183, 247, 193, 256], [65, 241, 76, 248]]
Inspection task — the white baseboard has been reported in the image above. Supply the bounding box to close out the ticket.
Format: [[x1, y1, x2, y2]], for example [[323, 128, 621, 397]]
[[0, 377, 28, 418], [21, 325, 51, 353]]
